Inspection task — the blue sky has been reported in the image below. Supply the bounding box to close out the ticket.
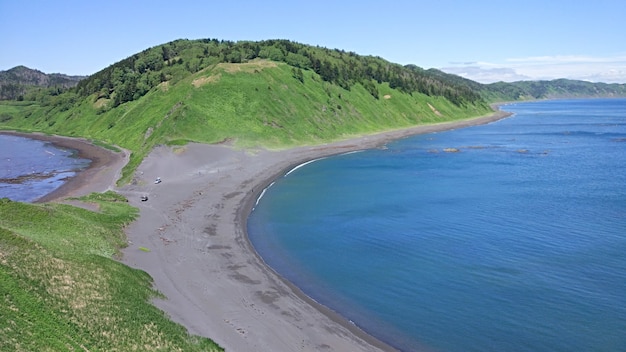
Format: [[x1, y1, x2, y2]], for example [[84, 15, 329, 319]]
[[1, 0, 625, 83]]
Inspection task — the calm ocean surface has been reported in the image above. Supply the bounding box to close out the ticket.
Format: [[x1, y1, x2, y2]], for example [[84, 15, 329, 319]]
[[0, 134, 90, 202], [248, 99, 626, 352]]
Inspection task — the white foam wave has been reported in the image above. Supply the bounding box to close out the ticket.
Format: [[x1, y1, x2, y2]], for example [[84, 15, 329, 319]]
[[285, 157, 326, 176], [254, 181, 274, 207]]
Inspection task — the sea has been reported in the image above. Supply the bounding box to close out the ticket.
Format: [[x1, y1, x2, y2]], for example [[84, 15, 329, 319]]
[[247, 98, 626, 352], [0, 134, 91, 202]]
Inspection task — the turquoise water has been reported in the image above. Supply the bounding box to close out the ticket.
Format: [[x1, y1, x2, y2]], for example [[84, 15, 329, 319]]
[[248, 99, 626, 351], [0, 134, 90, 202]]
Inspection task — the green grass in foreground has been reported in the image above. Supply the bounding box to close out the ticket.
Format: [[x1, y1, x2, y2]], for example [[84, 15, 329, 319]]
[[0, 192, 223, 351]]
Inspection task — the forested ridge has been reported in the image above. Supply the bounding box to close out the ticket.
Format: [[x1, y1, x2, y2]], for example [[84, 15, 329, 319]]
[[71, 38, 626, 108], [0, 66, 84, 100], [3, 38, 626, 108], [481, 78, 626, 101], [73, 38, 483, 108]]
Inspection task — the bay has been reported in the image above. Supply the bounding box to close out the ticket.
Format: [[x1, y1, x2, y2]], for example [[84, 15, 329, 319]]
[[248, 99, 626, 351]]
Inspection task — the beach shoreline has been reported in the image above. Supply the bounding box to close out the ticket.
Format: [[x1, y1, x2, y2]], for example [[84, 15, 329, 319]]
[[2, 108, 512, 351], [0, 131, 129, 204]]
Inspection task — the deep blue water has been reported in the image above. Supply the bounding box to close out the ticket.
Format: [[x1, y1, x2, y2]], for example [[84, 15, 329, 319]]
[[0, 134, 90, 202], [248, 99, 626, 352]]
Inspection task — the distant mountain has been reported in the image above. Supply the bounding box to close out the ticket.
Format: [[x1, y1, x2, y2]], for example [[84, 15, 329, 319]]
[[481, 79, 626, 102], [0, 66, 85, 100], [417, 68, 626, 102]]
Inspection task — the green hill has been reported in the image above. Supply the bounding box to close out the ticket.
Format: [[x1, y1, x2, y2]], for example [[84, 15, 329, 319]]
[[0, 38, 493, 183]]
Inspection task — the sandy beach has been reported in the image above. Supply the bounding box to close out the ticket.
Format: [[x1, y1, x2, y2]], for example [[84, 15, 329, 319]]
[[6, 109, 511, 351]]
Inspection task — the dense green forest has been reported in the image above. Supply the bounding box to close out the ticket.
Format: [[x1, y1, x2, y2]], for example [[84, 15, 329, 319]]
[[72, 39, 483, 108]]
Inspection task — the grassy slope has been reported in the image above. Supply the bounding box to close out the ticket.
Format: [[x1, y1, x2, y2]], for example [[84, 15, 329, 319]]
[[0, 59, 492, 183], [0, 192, 222, 351]]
